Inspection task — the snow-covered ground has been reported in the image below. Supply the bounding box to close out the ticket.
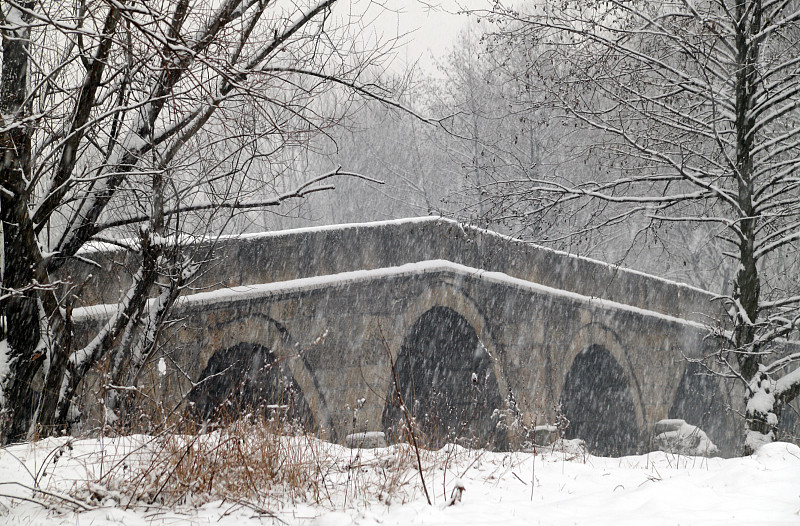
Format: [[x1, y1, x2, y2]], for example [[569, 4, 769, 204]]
[[1, 435, 798, 525]]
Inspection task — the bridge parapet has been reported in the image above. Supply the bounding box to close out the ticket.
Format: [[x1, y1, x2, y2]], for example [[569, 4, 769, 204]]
[[64, 217, 724, 324]]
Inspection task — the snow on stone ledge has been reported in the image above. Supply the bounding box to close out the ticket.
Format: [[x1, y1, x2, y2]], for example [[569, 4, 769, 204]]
[[72, 259, 708, 331], [76, 215, 716, 299]]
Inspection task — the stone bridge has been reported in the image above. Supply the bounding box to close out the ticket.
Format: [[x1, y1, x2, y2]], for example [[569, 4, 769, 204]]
[[70, 217, 741, 455]]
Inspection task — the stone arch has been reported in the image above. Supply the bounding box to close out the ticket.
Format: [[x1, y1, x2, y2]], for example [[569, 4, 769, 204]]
[[193, 313, 329, 430], [556, 322, 646, 430], [382, 305, 505, 448], [387, 283, 509, 398], [559, 343, 640, 455], [779, 399, 800, 443], [188, 342, 315, 428], [669, 361, 729, 449]]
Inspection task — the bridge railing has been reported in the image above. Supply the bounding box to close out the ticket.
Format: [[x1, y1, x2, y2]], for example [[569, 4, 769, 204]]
[[62, 217, 726, 325]]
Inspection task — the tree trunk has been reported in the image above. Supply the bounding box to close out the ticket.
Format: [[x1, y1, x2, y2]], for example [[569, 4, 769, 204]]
[[0, 2, 43, 443], [731, 2, 773, 455]]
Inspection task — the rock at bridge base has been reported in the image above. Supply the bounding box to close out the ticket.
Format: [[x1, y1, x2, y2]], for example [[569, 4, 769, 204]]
[[497, 416, 561, 450], [530, 425, 559, 446], [346, 432, 387, 449], [653, 419, 719, 457]]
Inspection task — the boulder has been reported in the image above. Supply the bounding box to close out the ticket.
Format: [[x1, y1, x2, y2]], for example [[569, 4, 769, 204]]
[[345, 431, 387, 449], [653, 419, 718, 456]]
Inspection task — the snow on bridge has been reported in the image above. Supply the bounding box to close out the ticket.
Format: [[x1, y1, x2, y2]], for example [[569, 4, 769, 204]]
[[69, 217, 739, 455]]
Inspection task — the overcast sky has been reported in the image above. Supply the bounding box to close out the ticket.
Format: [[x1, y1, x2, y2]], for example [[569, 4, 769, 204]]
[[350, 0, 472, 72]]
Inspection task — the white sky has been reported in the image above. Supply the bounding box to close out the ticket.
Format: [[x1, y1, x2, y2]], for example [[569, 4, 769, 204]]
[[349, 0, 473, 72]]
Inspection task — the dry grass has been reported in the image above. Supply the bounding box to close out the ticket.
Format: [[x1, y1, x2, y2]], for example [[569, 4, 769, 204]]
[[69, 415, 462, 512], [75, 418, 326, 509]]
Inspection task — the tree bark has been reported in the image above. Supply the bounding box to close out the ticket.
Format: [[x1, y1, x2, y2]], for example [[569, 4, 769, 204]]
[[0, 1, 44, 442]]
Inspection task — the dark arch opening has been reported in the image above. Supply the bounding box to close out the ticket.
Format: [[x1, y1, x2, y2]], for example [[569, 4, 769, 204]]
[[559, 344, 639, 456], [382, 306, 504, 448], [669, 361, 729, 450], [779, 400, 800, 444], [187, 342, 314, 430]]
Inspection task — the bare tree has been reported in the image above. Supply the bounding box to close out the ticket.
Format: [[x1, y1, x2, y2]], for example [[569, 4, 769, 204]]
[[424, 26, 613, 250], [0, 0, 400, 443], [479, 0, 800, 452]]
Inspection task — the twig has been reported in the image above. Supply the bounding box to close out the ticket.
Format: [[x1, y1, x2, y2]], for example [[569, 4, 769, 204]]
[[0, 492, 57, 510], [222, 497, 285, 523], [377, 323, 432, 506], [0, 481, 95, 511], [530, 450, 535, 501]]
